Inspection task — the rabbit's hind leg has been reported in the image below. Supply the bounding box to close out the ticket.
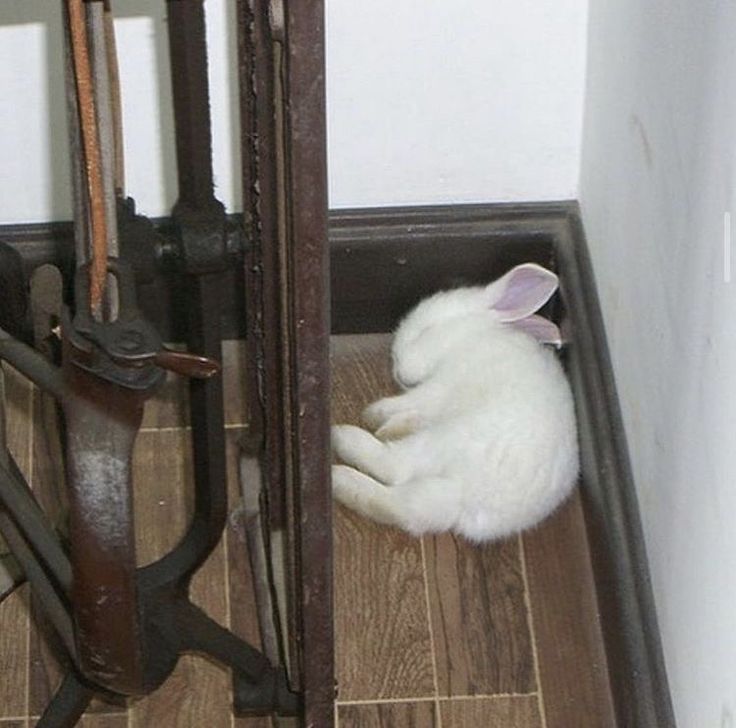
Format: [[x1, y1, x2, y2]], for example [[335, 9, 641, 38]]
[[332, 465, 399, 527], [331, 424, 399, 482], [389, 476, 463, 534], [332, 465, 462, 535]]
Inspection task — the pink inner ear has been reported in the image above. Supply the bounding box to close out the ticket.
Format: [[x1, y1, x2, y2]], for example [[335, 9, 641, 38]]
[[489, 264, 559, 321], [509, 315, 563, 347]]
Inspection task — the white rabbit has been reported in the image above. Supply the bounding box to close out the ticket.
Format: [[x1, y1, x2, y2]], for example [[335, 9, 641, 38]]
[[331, 263, 579, 541]]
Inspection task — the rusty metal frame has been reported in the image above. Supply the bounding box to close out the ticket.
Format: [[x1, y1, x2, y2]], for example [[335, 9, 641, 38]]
[[0, 0, 332, 724], [238, 0, 334, 723]]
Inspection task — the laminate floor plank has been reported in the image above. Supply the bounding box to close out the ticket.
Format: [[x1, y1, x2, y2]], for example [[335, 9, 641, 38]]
[[141, 340, 247, 430], [0, 586, 29, 720], [522, 492, 616, 728], [139, 365, 188, 430], [226, 427, 261, 654], [132, 429, 193, 565], [332, 336, 436, 702], [125, 545, 230, 728], [334, 509, 435, 702], [226, 425, 277, 728], [2, 332, 617, 727], [128, 429, 232, 728], [425, 533, 535, 697], [26, 602, 63, 718], [27, 389, 62, 717], [440, 695, 542, 727], [339, 701, 437, 728], [3, 363, 32, 470]]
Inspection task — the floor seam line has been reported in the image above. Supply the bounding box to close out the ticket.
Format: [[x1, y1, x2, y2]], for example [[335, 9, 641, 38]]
[[419, 537, 443, 727], [139, 423, 246, 434], [336, 696, 438, 706], [519, 534, 548, 728], [335, 691, 540, 706]]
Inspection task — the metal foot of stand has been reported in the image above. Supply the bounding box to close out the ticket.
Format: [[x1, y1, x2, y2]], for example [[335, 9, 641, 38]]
[[36, 673, 94, 728]]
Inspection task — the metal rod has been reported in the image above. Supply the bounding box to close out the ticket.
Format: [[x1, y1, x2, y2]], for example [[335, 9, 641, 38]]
[[86, 1, 118, 259], [87, 0, 120, 320], [36, 670, 94, 728], [0, 327, 66, 401], [281, 1, 334, 721], [166, 0, 216, 212], [62, 1, 91, 269], [162, 599, 273, 683], [0, 367, 23, 601], [0, 366, 8, 471], [0, 512, 75, 658], [0, 456, 73, 593], [66, 0, 109, 313], [239, 448, 281, 667], [140, 273, 227, 590]]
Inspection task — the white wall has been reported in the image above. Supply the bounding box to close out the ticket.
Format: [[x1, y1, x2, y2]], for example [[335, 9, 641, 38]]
[[326, 0, 587, 208], [0, 0, 588, 223], [580, 2, 736, 725]]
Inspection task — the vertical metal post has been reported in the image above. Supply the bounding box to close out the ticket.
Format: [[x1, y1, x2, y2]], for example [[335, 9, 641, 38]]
[[238, 0, 334, 722], [166, 0, 218, 215], [281, 3, 334, 723]]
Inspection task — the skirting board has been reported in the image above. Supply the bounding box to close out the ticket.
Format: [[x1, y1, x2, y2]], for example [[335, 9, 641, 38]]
[[330, 202, 676, 728], [2, 201, 675, 727]]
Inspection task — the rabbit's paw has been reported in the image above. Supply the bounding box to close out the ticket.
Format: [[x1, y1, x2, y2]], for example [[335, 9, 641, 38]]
[[332, 424, 366, 462], [331, 424, 397, 482], [376, 411, 419, 440], [332, 465, 398, 526], [332, 464, 367, 507], [363, 395, 411, 429]]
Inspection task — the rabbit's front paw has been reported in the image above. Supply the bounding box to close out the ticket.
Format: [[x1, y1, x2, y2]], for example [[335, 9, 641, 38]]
[[363, 396, 409, 429], [331, 424, 398, 482], [331, 424, 365, 463], [376, 412, 419, 440], [332, 464, 367, 507]]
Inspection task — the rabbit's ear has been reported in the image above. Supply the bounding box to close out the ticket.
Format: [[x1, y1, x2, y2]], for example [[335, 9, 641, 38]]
[[485, 263, 559, 321], [510, 314, 563, 348]]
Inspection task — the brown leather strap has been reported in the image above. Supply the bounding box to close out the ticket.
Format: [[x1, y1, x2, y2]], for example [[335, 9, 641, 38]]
[[66, 0, 108, 315]]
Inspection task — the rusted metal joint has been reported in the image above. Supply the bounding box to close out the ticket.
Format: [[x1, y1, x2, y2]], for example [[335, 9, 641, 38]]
[[155, 214, 246, 275], [68, 261, 220, 385], [67, 261, 165, 389], [169, 199, 230, 276]]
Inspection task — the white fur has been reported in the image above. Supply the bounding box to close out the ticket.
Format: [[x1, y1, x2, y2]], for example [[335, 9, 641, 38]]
[[332, 265, 579, 541]]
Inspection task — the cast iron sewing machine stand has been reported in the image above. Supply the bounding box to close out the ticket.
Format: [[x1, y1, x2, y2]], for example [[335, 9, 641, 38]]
[[0, 1, 332, 725]]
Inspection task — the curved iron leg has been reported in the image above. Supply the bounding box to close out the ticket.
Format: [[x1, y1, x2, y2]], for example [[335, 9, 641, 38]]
[[36, 672, 94, 728], [155, 599, 296, 716]]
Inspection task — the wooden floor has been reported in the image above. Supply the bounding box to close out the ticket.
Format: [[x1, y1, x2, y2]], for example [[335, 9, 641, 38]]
[[0, 336, 616, 727]]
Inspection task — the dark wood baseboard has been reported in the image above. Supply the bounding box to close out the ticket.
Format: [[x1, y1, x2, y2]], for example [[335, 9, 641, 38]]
[[554, 209, 676, 728], [1, 202, 675, 727], [329, 202, 559, 333]]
